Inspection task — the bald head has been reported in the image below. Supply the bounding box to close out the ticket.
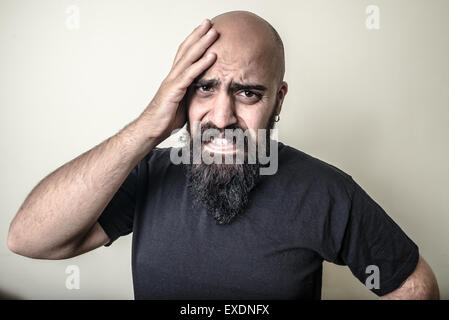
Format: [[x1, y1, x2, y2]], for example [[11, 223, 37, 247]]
[[207, 11, 285, 84]]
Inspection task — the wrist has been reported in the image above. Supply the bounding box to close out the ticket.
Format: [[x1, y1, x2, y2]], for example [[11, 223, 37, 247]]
[[118, 117, 161, 158]]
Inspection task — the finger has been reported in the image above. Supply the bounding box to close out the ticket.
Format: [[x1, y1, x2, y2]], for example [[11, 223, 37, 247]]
[[173, 19, 212, 66], [178, 52, 217, 88], [171, 28, 218, 78], [173, 20, 212, 67]]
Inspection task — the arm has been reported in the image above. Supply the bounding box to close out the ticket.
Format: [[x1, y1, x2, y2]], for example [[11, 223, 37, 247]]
[[380, 255, 440, 300], [7, 18, 218, 260], [7, 118, 158, 260]]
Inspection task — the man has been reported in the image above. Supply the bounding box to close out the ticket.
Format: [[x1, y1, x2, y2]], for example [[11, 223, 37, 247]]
[[7, 11, 439, 299]]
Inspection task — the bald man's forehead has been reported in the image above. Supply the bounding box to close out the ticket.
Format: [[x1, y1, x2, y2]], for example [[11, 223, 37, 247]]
[[203, 45, 277, 86], [203, 30, 279, 88]]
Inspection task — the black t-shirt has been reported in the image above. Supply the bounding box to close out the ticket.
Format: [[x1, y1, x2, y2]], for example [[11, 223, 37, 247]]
[[98, 142, 419, 299]]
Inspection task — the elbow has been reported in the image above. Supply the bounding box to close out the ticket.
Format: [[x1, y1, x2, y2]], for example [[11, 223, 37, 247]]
[[6, 233, 16, 254], [416, 257, 440, 300], [7, 229, 33, 259], [7, 223, 23, 255], [7, 213, 31, 257], [380, 255, 440, 300], [425, 275, 440, 300], [407, 275, 440, 300], [7, 213, 89, 260], [7, 223, 36, 258], [7, 232, 71, 260], [7, 222, 64, 260]]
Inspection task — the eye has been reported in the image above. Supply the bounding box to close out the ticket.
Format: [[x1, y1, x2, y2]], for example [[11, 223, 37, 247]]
[[238, 90, 262, 101], [196, 84, 212, 92]]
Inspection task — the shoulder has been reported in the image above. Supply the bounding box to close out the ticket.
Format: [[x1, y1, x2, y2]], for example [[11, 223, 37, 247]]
[[255, 143, 358, 248], [137, 146, 175, 174], [276, 142, 356, 199], [140, 146, 174, 164]]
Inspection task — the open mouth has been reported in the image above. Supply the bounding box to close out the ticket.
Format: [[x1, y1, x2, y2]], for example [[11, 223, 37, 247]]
[[203, 137, 237, 154]]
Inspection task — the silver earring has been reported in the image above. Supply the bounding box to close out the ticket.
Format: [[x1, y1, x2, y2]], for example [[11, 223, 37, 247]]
[[274, 114, 280, 122]]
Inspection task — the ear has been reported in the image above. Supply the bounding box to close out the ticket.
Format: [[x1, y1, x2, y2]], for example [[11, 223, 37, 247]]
[[275, 81, 288, 115]]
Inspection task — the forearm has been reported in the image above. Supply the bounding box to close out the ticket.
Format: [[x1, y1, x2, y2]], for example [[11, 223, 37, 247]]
[[8, 117, 158, 258]]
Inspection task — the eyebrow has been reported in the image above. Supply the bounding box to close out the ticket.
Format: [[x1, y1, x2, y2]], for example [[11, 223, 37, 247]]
[[193, 78, 268, 92]]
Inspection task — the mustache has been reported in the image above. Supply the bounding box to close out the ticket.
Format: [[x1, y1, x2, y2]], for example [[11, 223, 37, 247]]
[[199, 122, 244, 132], [194, 122, 253, 146]]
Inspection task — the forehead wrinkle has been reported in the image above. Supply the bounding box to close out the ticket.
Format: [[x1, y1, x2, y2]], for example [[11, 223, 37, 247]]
[[200, 64, 254, 86], [204, 39, 278, 89], [208, 52, 271, 82]]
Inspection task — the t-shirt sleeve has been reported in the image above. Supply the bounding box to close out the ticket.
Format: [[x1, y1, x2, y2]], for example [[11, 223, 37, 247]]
[[327, 178, 420, 296], [97, 164, 139, 247]]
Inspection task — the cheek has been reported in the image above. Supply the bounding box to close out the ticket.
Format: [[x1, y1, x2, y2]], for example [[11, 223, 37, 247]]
[[235, 106, 270, 131], [187, 104, 199, 121], [187, 100, 206, 136], [187, 97, 205, 121]]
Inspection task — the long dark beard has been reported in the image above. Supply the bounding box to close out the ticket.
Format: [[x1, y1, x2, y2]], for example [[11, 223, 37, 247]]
[[185, 161, 260, 225], [184, 100, 278, 225]]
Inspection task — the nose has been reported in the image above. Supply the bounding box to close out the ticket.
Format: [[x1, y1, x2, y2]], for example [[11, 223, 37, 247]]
[[207, 91, 238, 129]]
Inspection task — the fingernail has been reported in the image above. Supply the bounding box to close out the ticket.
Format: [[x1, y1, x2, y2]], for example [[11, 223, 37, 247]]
[[201, 19, 209, 26]]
